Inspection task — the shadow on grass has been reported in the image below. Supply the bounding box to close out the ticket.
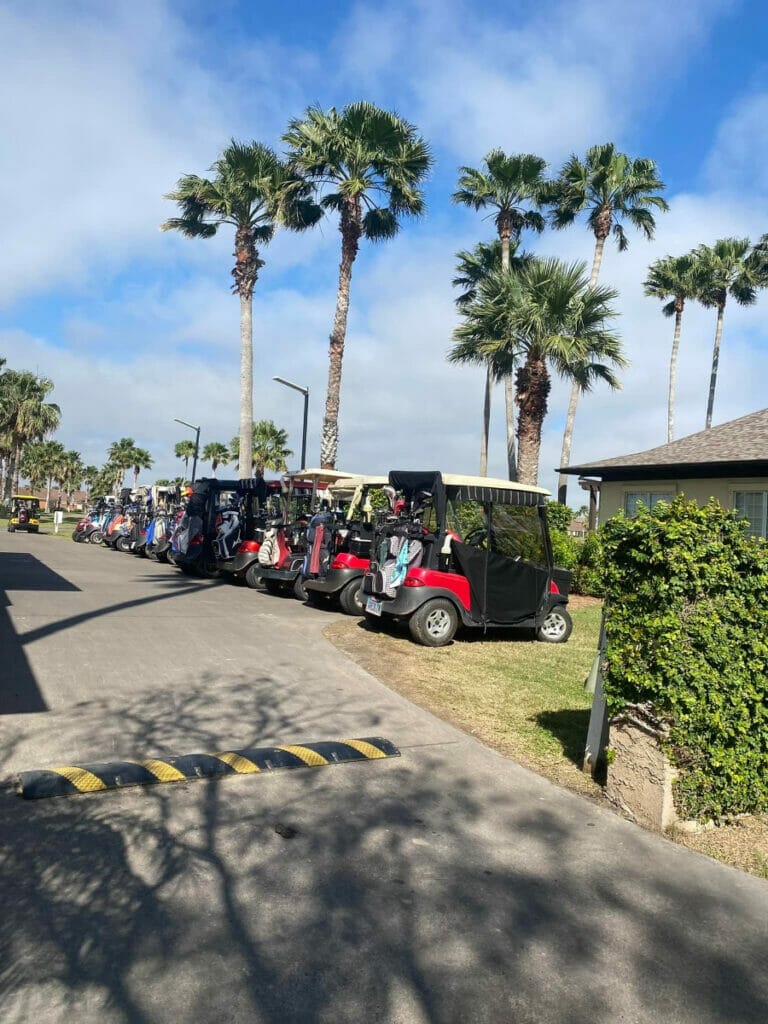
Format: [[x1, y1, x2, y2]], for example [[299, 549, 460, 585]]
[[534, 708, 591, 768]]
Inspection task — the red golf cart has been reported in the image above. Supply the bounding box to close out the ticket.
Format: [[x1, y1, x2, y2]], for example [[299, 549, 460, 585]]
[[303, 475, 388, 614], [361, 471, 572, 647]]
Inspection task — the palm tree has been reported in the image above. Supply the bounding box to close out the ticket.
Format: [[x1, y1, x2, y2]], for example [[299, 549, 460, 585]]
[[284, 102, 432, 468], [131, 447, 153, 491], [202, 442, 230, 477], [163, 141, 321, 478], [458, 260, 624, 485], [453, 152, 548, 479], [230, 420, 292, 475], [56, 450, 85, 509], [0, 371, 61, 501], [23, 439, 66, 511], [450, 240, 533, 475], [107, 438, 138, 494], [82, 465, 99, 506], [643, 252, 700, 442], [694, 237, 768, 428], [548, 142, 668, 501], [174, 440, 196, 480]]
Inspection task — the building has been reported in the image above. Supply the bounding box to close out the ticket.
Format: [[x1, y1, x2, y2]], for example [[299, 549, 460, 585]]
[[559, 408, 768, 538]]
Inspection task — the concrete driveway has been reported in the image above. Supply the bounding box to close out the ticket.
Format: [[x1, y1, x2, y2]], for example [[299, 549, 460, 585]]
[[1, 533, 766, 1024]]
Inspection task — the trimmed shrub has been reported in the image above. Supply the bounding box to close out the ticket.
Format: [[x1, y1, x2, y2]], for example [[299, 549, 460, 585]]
[[572, 530, 604, 596], [600, 496, 768, 820], [546, 500, 573, 532]]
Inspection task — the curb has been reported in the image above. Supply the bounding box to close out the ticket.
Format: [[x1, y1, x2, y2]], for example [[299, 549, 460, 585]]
[[16, 737, 400, 800]]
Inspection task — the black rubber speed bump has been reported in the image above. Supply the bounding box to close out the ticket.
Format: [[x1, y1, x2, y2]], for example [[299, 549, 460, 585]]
[[16, 737, 400, 800]]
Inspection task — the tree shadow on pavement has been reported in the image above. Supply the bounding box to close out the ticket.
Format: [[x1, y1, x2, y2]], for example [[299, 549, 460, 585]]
[[1, 678, 767, 1024]]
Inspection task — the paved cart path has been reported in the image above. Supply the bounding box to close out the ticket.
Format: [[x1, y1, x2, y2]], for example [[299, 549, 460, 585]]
[[1, 535, 767, 1024]]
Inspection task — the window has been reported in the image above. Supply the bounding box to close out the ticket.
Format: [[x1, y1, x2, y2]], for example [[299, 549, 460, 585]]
[[733, 492, 768, 539], [491, 505, 546, 564], [624, 492, 674, 516]]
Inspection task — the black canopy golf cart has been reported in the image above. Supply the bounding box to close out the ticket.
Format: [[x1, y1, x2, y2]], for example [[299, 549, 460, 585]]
[[361, 471, 572, 646]]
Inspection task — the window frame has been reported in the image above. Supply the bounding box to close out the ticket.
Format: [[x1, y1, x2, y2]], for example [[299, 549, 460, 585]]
[[732, 490, 768, 539], [623, 490, 675, 516]]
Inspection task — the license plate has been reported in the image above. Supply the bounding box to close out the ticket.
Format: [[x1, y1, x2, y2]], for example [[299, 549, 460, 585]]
[[366, 597, 382, 616]]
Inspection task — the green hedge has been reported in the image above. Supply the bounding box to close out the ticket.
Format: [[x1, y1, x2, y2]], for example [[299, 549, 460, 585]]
[[600, 496, 768, 820]]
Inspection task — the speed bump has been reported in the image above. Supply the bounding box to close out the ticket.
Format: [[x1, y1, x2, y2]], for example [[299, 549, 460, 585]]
[[16, 737, 400, 800]]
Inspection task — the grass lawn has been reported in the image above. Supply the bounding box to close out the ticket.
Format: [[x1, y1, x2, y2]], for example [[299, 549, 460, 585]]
[[326, 598, 768, 878], [0, 510, 82, 541], [325, 598, 603, 799]]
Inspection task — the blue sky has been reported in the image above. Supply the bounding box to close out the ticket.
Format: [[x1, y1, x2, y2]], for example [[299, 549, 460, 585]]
[[2, 0, 768, 493]]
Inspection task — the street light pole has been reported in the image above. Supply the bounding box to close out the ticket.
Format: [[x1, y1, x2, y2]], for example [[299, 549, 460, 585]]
[[174, 418, 201, 484], [272, 376, 310, 470]]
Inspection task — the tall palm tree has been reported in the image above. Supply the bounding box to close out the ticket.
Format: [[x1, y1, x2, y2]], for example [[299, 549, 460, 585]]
[[0, 371, 61, 501], [26, 439, 66, 511], [548, 142, 668, 501], [174, 440, 196, 481], [284, 102, 432, 469], [230, 420, 293, 475], [202, 442, 230, 477], [131, 447, 153, 491], [82, 464, 99, 507], [453, 152, 548, 479], [458, 260, 624, 485], [107, 438, 138, 494], [694, 236, 768, 429], [450, 240, 533, 475], [643, 252, 699, 442], [163, 141, 320, 478]]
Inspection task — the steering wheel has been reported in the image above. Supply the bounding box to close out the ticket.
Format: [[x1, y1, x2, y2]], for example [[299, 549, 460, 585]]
[[463, 526, 489, 547]]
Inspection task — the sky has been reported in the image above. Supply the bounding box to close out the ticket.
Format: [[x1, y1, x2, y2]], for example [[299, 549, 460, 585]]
[[2, 0, 768, 497]]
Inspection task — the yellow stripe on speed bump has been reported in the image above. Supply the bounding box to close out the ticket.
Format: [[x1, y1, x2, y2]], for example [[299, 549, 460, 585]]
[[278, 745, 329, 767], [50, 765, 108, 793], [141, 759, 186, 783], [214, 752, 260, 774], [16, 737, 400, 800], [339, 738, 389, 760]]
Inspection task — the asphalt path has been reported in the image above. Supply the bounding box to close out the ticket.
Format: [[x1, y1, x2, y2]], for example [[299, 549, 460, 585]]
[[1, 533, 766, 1024]]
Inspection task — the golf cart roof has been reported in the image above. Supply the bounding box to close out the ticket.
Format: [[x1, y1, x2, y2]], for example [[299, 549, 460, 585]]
[[291, 468, 355, 483], [330, 474, 389, 489], [12, 494, 39, 501], [388, 471, 550, 507]]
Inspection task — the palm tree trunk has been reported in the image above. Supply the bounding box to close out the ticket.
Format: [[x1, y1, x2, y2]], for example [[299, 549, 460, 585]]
[[45, 476, 52, 514], [515, 355, 551, 487], [668, 304, 683, 442], [239, 291, 254, 477], [499, 229, 518, 481], [12, 442, 22, 495], [557, 383, 580, 504], [321, 203, 361, 469], [480, 362, 492, 476], [705, 302, 725, 429], [4, 445, 16, 502], [556, 229, 608, 503]]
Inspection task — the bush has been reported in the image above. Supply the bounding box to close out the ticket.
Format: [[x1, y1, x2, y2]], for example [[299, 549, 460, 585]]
[[546, 500, 573, 532], [549, 528, 579, 571], [572, 530, 604, 596], [600, 496, 768, 820]]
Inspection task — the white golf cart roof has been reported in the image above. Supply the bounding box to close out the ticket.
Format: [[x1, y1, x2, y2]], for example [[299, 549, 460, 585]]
[[441, 473, 550, 497], [290, 468, 356, 483], [330, 474, 389, 490]]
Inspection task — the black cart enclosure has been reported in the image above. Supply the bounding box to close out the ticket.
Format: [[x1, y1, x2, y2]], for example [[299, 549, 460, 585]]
[[381, 471, 560, 627]]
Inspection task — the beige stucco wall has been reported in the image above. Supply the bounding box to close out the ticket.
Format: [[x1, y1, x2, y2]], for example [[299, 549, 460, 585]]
[[599, 477, 768, 524]]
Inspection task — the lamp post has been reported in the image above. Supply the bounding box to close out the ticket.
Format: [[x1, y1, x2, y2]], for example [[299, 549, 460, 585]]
[[174, 418, 201, 484], [272, 376, 309, 470]]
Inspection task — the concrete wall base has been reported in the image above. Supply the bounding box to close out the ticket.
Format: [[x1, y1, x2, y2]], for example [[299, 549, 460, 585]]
[[606, 706, 678, 831]]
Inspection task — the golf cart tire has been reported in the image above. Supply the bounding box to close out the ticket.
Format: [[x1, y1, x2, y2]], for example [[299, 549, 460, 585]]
[[155, 549, 169, 563], [116, 536, 132, 553], [263, 578, 283, 595], [198, 559, 220, 580], [408, 598, 459, 648], [244, 564, 263, 589], [177, 562, 197, 576], [7, 525, 14, 533], [305, 589, 326, 606], [536, 605, 573, 644], [30, 526, 39, 533], [339, 577, 364, 616], [71, 530, 82, 542], [293, 575, 308, 602], [90, 530, 104, 545]]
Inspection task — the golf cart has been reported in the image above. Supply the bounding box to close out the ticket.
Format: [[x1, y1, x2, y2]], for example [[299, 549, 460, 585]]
[[361, 471, 572, 647], [8, 495, 41, 533], [303, 475, 388, 614], [252, 469, 353, 600], [171, 477, 268, 578], [218, 479, 284, 586]]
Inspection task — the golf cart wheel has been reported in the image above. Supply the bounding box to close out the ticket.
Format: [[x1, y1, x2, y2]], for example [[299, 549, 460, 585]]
[[30, 526, 39, 533], [339, 578, 364, 616], [198, 558, 220, 580], [263, 578, 283, 595], [536, 606, 573, 644], [7, 524, 14, 533], [90, 530, 104, 545], [115, 536, 132, 553], [72, 530, 81, 542], [177, 562, 197, 576], [408, 599, 459, 648], [244, 564, 264, 589], [304, 589, 325, 606], [293, 575, 308, 602], [155, 549, 169, 563]]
